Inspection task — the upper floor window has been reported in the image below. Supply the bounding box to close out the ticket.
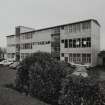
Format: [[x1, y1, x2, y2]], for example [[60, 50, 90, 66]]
[[69, 39, 72, 48], [21, 32, 33, 40], [66, 23, 81, 33], [63, 37, 91, 48], [32, 41, 51, 45], [65, 39, 68, 48], [61, 40, 64, 43], [20, 43, 32, 49], [82, 22, 91, 30], [61, 53, 64, 57]]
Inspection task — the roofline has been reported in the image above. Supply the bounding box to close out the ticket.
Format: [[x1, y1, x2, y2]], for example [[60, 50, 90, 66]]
[[6, 34, 15, 37], [92, 19, 100, 27], [15, 26, 35, 30], [6, 19, 100, 37], [21, 19, 101, 34]]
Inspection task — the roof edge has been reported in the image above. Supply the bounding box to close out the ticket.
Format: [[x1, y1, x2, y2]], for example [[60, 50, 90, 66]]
[[6, 19, 100, 36]]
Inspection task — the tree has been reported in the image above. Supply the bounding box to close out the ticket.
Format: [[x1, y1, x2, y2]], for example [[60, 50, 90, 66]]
[[59, 75, 105, 105], [15, 52, 72, 104]]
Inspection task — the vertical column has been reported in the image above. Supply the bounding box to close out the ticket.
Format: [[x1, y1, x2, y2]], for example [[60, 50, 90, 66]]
[[15, 27, 20, 61]]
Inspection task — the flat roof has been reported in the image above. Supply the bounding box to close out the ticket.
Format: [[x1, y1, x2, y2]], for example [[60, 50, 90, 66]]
[[7, 19, 100, 37], [6, 34, 15, 37]]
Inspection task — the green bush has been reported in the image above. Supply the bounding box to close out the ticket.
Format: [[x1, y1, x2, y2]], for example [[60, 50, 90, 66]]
[[15, 52, 72, 104], [59, 75, 105, 105]]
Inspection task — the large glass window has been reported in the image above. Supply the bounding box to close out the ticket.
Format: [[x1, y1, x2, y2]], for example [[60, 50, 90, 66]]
[[61, 40, 64, 43], [73, 39, 76, 48], [65, 57, 68, 63], [21, 43, 32, 49], [67, 23, 81, 33], [76, 38, 81, 48], [65, 39, 68, 48], [69, 53, 73, 62], [61, 53, 64, 57], [82, 53, 91, 63], [69, 53, 91, 64], [69, 39, 72, 48], [87, 54, 91, 63], [82, 54, 86, 63], [82, 22, 91, 30], [63, 37, 91, 48], [76, 53, 81, 63], [87, 37, 91, 47], [82, 38, 87, 48]]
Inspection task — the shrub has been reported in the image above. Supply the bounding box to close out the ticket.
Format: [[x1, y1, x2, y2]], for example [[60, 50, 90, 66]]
[[15, 52, 72, 104], [59, 75, 105, 105]]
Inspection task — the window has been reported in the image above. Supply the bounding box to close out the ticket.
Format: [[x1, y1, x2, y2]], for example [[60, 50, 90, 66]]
[[69, 53, 73, 62], [76, 38, 81, 48], [68, 25, 72, 33], [65, 39, 68, 48], [82, 54, 86, 63], [76, 53, 81, 63], [82, 53, 91, 63], [61, 53, 64, 57], [75, 23, 81, 32], [65, 57, 68, 63], [73, 39, 76, 48], [66, 23, 81, 33], [87, 37, 91, 47], [73, 54, 76, 63], [87, 54, 91, 63], [62, 37, 91, 48], [69, 53, 91, 64], [82, 22, 90, 30], [47, 41, 50, 44], [21, 43, 32, 49], [61, 26, 64, 30], [61, 40, 64, 43], [82, 38, 87, 48], [69, 39, 72, 48], [53, 28, 60, 34], [21, 32, 33, 40]]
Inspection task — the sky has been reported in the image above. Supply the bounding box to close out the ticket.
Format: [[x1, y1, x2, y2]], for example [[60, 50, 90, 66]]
[[0, 0, 105, 50]]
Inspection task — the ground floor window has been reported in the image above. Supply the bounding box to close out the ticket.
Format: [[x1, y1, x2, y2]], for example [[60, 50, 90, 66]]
[[68, 53, 91, 64], [65, 57, 68, 63], [21, 53, 32, 60], [7, 53, 15, 59]]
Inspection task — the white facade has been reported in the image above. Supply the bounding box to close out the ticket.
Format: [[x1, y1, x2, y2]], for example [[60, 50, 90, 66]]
[[60, 20, 100, 66], [19, 29, 52, 60], [7, 35, 16, 60], [6, 19, 100, 66]]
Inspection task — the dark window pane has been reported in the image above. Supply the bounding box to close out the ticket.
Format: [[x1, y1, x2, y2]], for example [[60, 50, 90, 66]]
[[61, 53, 64, 57], [73, 39, 76, 48], [65, 57, 68, 63], [61, 40, 64, 43], [65, 39, 68, 48], [69, 39, 72, 48]]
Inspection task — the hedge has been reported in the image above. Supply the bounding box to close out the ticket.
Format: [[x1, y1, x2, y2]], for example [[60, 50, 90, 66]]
[[15, 52, 72, 104]]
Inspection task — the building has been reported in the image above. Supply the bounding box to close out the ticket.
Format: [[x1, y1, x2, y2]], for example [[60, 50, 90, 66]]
[[6, 19, 100, 66], [98, 51, 105, 66]]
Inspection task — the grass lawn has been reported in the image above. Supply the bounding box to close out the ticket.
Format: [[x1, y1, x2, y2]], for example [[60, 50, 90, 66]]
[[0, 66, 49, 105]]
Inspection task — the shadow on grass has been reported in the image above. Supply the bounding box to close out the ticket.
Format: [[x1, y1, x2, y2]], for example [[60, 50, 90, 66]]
[[3, 83, 57, 105], [4, 83, 28, 95]]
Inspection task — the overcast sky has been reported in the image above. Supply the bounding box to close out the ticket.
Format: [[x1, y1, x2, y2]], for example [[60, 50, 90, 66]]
[[0, 0, 104, 50]]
